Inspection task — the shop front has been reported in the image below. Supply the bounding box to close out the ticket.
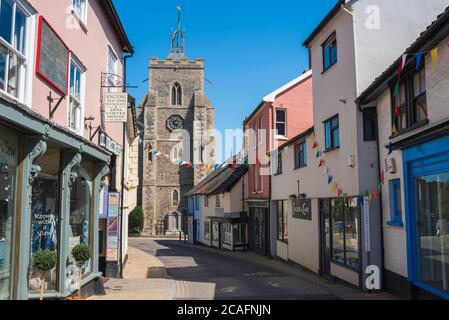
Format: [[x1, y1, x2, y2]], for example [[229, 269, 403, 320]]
[[248, 201, 269, 256], [403, 135, 449, 299], [208, 213, 248, 252], [0, 127, 19, 300], [0, 98, 110, 300], [319, 198, 361, 284]]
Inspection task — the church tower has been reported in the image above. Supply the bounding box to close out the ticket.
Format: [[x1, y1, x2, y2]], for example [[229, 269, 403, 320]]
[[139, 7, 215, 235]]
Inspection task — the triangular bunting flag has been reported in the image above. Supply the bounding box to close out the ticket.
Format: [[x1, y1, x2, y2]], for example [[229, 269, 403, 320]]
[[397, 54, 407, 74], [312, 142, 319, 149], [392, 124, 398, 136], [331, 183, 337, 193], [318, 159, 324, 168], [393, 80, 400, 97], [316, 151, 321, 158], [415, 53, 423, 70], [328, 176, 333, 184], [387, 143, 394, 155], [431, 48, 439, 64]]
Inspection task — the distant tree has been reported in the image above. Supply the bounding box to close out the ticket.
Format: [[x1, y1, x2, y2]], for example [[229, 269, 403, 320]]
[[129, 207, 144, 235]]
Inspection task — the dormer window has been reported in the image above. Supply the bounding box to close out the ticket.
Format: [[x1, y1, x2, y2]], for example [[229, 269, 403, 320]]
[[171, 82, 182, 105]]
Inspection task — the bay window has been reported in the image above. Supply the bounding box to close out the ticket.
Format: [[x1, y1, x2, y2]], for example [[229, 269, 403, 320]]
[[392, 67, 428, 135], [0, 0, 28, 100]]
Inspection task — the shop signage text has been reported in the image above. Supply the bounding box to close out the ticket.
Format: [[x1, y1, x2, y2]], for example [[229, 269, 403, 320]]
[[104, 92, 128, 123], [99, 132, 123, 156], [292, 199, 312, 220]]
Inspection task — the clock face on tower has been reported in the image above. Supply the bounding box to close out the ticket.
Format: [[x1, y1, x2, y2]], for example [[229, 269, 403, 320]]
[[167, 114, 184, 131]]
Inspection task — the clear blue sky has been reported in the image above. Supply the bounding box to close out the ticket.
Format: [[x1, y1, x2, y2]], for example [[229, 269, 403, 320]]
[[113, 0, 336, 157]]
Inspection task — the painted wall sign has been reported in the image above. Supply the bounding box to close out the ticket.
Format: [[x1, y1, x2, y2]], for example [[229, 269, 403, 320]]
[[107, 218, 119, 236], [36, 16, 69, 95], [292, 199, 312, 220], [108, 193, 120, 218], [104, 92, 128, 122]]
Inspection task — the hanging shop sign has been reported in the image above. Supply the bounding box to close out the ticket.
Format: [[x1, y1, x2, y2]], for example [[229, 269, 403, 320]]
[[36, 16, 70, 95], [292, 199, 312, 221], [99, 132, 123, 156], [104, 92, 128, 123]]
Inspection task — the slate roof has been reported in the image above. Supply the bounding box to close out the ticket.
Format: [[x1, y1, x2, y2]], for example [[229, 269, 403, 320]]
[[185, 164, 248, 197]]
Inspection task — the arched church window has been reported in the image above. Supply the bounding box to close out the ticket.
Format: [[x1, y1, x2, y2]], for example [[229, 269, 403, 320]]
[[172, 189, 179, 206], [171, 83, 182, 105]]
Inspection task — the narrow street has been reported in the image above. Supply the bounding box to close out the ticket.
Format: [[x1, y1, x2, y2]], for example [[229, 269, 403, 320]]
[[94, 238, 397, 300]]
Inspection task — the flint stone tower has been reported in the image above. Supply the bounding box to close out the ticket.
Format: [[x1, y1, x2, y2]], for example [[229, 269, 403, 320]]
[[138, 9, 215, 235]]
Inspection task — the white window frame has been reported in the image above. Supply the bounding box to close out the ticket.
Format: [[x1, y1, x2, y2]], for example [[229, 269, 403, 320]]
[[71, 0, 88, 28], [0, 0, 35, 106], [275, 109, 287, 139], [67, 54, 86, 135], [258, 116, 264, 146], [107, 46, 118, 92]]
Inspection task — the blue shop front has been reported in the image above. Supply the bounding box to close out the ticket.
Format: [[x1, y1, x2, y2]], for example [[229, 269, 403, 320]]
[[403, 134, 449, 299]]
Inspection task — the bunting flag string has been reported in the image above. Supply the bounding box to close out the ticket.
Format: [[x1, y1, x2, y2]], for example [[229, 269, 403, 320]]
[[311, 136, 382, 205], [144, 143, 243, 172]]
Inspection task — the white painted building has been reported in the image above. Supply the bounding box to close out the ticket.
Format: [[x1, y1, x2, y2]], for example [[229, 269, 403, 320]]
[[270, 0, 449, 290], [357, 6, 449, 299]]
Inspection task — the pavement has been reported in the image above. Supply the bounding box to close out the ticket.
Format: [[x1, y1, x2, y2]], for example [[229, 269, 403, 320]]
[[90, 237, 399, 300]]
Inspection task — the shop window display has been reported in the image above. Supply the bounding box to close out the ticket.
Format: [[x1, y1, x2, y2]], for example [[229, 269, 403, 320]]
[[68, 160, 93, 278], [28, 149, 60, 293], [0, 149, 17, 300], [330, 198, 360, 270]]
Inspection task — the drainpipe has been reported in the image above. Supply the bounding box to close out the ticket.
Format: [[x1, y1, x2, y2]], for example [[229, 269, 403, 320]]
[[358, 101, 385, 292], [119, 52, 133, 278]]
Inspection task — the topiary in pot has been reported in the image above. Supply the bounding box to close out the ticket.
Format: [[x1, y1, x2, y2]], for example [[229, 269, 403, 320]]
[[71, 244, 91, 297], [32, 249, 57, 301], [129, 206, 144, 235]]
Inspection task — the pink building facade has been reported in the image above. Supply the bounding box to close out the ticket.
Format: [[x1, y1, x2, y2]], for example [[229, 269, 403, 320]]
[[0, 0, 134, 300], [243, 71, 313, 255]]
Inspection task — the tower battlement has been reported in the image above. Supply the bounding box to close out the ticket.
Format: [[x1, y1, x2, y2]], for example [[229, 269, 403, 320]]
[[150, 57, 205, 68]]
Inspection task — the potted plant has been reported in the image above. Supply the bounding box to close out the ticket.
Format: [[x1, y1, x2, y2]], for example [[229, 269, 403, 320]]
[[71, 243, 91, 299], [32, 249, 57, 301]]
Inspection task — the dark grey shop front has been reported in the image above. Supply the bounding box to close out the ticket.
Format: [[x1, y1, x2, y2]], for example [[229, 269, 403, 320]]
[[0, 96, 110, 300], [248, 201, 269, 256]]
